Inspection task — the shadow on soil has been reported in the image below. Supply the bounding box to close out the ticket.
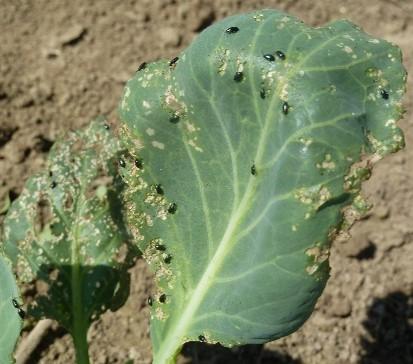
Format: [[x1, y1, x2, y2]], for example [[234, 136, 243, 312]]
[[181, 342, 301, 364], [182, 290, 413, 364], [28, 326, 69, 364], [360, 291, 413, 364]]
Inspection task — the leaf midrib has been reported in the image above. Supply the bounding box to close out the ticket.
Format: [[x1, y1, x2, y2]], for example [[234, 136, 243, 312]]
[[71, 163, 89, 337]]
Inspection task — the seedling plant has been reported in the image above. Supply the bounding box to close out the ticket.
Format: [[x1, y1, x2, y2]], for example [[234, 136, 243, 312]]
[[0, 9, 406, 364]]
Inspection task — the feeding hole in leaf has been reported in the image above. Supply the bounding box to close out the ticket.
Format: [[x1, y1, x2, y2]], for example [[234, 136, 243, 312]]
[[35, 199, 53, 232], [168, 202, 177, 214], [48, 267, 59, 281], [276, 50, 286, 60], [234, 71, 243, 82], [226, 26, 239, 34], [282, 101, 289, 115], [64, 194, 74, 209]]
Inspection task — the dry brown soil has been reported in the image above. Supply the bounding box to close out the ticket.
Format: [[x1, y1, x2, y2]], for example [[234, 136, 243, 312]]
[[1, 0, 413, 363]]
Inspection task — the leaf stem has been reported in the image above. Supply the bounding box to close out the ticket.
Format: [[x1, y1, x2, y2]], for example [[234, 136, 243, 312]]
[[71, 251, 90, 364], [72, 317, 90, 364], [72, 261, 90, 364]]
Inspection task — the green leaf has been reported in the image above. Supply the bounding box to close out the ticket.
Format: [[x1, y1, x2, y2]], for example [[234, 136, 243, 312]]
[[119, 10, 406, 363], [2, 118, 138, 363], [0, 253, 22, 364]]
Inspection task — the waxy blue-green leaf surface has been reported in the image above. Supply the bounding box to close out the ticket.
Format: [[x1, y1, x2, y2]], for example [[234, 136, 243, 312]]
[[119, 9, 406, 363], [0, 254, 22, 364], [2, 119, 137, 362]]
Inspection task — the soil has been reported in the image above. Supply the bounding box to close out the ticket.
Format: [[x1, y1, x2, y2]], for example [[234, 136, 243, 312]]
[[1, 0, 413, 363]]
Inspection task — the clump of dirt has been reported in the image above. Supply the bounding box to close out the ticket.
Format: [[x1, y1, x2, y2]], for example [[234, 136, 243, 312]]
[[1, 1, 412, 363]]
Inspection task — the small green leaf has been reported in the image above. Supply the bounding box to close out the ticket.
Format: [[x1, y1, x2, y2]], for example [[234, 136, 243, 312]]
[[119, 9, 406, 363], [0, 253, 22, 364], [2, 118, 138, 363]]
